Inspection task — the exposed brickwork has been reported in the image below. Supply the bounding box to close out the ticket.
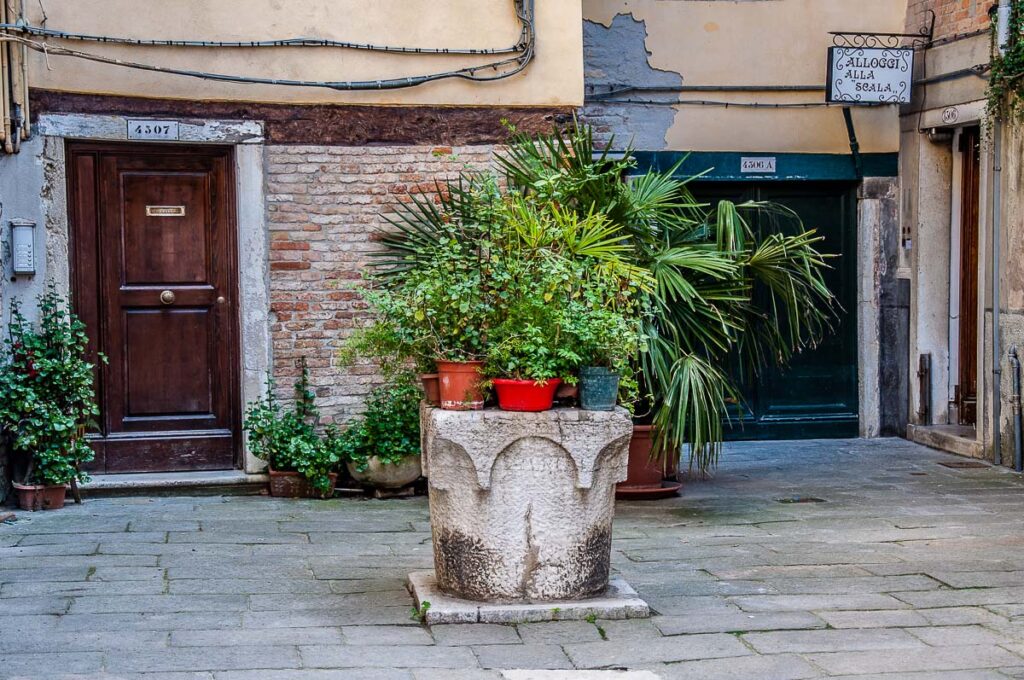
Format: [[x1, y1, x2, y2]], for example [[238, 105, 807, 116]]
[[265, 144, 498, 423], [906, 0, 994, 42]]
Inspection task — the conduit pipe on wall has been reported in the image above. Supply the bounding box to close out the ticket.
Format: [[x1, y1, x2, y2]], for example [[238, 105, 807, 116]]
[[992, 0, 1011, 466], [1010, 347, 1023, 472]]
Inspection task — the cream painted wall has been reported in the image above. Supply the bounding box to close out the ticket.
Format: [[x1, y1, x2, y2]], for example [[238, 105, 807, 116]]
[[584, 0, 906, 153], [22, 0, 582, 106]]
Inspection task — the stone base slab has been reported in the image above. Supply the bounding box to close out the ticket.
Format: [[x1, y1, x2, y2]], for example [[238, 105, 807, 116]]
[[407, 571, 650, 625]]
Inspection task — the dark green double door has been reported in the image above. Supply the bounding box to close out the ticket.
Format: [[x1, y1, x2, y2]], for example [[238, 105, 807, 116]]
[[693, 181, 859, 440]]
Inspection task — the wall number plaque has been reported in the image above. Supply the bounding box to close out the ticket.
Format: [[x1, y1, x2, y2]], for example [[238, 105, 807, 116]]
[[740, 157, 777, 174], [127, 120, 180, 141]]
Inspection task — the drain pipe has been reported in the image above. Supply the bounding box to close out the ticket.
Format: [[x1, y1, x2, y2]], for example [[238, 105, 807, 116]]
[[1010, 347, 1023, 471], [992, 0, 1011, 466]]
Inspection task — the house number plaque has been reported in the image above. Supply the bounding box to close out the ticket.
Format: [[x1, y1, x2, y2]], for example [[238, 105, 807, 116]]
[[127, 119, 180, 141]]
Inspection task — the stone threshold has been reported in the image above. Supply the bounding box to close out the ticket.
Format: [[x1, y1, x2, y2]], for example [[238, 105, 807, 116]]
[[80, 470, 268, 497], [408, 571, 650, 625], [906, 423, 985, 459]]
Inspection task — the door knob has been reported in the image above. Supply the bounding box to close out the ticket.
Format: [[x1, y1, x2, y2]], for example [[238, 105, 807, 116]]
[[159, 290, 176, 305], [216, 296, 226, 305]]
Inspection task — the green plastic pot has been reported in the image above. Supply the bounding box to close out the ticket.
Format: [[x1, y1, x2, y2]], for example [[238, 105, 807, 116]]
[[579, 367, 620, 411]]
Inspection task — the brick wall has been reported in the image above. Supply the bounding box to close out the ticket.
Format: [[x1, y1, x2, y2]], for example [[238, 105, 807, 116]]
[[906, 0, 994, 42], [264, 144, 498, 423]]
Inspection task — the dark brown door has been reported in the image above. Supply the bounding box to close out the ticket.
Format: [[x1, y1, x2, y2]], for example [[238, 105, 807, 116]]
[[68, 143, 240, 472], [957, 126, 980, 426]]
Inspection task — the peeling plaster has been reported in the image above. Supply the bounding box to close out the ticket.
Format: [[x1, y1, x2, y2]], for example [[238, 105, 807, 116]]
[[583, 13, 682, 150]]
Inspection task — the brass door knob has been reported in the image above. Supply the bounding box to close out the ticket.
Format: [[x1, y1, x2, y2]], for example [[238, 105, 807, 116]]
[[216, 296, 226, 305], [159, 290, 176, 305]]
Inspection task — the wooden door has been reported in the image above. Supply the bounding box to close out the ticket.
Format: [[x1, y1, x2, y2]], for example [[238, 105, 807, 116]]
[[68, 143, 240, 473], [693, 181, 859, 440], [957, 126, 981, 426]]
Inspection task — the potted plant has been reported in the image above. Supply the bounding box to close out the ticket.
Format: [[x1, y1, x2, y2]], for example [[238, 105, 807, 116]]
[[498, 121, 836, 480], [243, 359, 341, 499], [338, 311, 439, 404], [338, 375, 422, 490], [0, 290, 101, 511], [563, 283, 645, 412]]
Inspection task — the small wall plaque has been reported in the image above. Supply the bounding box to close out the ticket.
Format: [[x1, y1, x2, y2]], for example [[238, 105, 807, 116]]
[[741, 157, 777, 174], [146, 205, 186, 217], [127, 120, 180, 141]]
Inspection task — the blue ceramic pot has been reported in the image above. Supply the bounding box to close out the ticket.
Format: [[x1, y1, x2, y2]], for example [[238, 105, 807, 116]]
[[579, 367, 620, 411]]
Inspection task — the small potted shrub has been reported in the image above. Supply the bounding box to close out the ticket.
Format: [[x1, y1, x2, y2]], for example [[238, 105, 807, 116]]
[[0, 290, 101, 511], [339, 375, 422, 491], [244, 360, 340, 499], [564, 290, 645, 412]]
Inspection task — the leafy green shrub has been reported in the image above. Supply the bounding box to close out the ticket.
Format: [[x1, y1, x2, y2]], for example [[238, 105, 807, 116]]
[[0, 289, 102, 486], [337, 376, 421, 472], [989, 0, 1024, 122], [243, 359, 340, 494]]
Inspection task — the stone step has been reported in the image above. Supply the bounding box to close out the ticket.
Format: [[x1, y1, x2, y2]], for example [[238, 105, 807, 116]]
[[79, 470, 269, 497]]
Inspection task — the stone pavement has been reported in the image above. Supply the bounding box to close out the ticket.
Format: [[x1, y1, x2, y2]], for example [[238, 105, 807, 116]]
[[4, 437, 1024, 679]]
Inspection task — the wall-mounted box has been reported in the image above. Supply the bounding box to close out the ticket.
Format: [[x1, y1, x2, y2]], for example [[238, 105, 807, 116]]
[[10, 219, 37, 276]]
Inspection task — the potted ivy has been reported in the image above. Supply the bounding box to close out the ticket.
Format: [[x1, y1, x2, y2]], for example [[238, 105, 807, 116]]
[[0, 290, 101, 511], [243, 359, 341, 499], [338, 375, 422, 491]]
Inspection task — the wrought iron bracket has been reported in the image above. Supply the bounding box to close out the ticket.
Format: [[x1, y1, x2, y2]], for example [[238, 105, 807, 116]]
[[830, 10, 935, 50]]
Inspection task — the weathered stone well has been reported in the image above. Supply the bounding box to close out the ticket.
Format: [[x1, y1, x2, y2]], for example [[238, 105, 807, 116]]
[[421, 405, 633, 602]]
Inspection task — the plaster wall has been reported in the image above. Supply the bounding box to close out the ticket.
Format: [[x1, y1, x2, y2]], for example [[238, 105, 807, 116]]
[[582, 0, 905, 153], [20, 1, 583, 107]]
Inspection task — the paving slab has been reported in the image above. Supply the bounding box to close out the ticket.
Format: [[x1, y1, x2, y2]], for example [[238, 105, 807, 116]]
[[5, 438, 1024, 677]]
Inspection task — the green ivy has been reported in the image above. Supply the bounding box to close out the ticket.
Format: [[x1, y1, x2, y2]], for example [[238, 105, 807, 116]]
[[335, 375, 421, 473], [0, 288, 103, 486], [243, 359, 341, 494], [988, 0, 1024, 122]]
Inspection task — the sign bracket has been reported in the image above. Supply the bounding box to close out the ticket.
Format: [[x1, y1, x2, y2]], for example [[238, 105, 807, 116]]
[[829, 10, 935, 51]]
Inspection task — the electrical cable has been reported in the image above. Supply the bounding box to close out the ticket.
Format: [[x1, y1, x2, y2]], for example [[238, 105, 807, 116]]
[[0, 0, 534, 90], [0, 32, 533, 90], [585, 96, 882, 109], [0, 21, 526, 55]]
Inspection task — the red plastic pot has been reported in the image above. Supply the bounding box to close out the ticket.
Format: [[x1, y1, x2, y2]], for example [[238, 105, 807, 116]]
[[493, 378, 562, 412], [437, 360, 485, 411]]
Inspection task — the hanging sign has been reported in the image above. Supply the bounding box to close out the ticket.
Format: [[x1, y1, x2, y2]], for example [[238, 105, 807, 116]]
[[826, 47, 913, 104]]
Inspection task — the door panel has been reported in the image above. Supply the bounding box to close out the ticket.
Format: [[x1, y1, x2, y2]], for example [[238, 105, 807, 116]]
[[693, 181, 859, 440], [124, 309, 213, 417], [69, 143, 239, 473], [957, 127, 980, 426], [122, 173, 210, 285]]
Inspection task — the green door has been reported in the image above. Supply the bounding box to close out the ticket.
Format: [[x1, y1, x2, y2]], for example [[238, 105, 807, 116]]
[[693, 181, 859, 440]]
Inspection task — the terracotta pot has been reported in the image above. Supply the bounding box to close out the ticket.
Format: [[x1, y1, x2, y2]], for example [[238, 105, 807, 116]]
[[615, 425, 681, 500], [419, 374, 441, 405], [347, 455, 422, 489], [436, 360, 485, 411], [267, 467, 338, 499], [493, 378, 562, 412], [555, 383, 579, 400], [13, 482, 67, 511]]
